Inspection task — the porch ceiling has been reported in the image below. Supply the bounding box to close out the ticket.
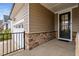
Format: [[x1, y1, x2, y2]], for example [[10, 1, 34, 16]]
[[41, 3, 78, 13]]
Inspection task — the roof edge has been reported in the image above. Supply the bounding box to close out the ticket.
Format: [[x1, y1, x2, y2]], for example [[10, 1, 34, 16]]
[[9, 3, 15, 19]]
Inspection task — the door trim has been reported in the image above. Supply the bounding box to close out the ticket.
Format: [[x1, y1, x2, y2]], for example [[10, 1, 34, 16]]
[[58, 9, 72, 41]]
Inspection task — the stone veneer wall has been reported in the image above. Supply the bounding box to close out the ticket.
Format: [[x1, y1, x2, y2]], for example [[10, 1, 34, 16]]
[[25, 31, 76, 50], [25, 31, 56, 50]]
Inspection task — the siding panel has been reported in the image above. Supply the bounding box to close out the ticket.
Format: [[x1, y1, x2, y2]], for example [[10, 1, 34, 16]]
[[29, 3, 55, 33]]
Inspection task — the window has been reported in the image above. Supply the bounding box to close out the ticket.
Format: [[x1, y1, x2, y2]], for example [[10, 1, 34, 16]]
[[14, 23, 24, 28]]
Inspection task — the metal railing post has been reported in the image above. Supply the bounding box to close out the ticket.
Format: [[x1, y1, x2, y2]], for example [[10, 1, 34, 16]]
[[24, 31, 25, 50], [3, 34, 4, 56]]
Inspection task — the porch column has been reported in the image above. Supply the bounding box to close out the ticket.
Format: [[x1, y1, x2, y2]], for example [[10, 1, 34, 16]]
[[75, 32, 79, 56]]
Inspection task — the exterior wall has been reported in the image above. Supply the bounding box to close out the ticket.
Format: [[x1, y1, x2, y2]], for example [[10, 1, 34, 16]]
[[26, 3, 55, 49], [25, 32, 56, 50], [54, 14, 58, 38], [72, 7, 79, 49], [29, 3, 55, 33], [72, 7, 79, 32], [55, 14, 58, 31]]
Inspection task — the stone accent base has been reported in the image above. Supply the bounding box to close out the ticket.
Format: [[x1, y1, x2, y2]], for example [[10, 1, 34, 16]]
[[25, 32, 56, 50], [53, 31, 58, 38], [25, 31, 76, 50]]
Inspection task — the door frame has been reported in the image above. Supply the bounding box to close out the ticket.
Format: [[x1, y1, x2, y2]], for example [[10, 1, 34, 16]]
[[58, 8, 72, 41]]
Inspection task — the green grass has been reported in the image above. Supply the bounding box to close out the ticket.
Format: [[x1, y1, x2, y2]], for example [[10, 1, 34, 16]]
[[0, 29, 12, 41]]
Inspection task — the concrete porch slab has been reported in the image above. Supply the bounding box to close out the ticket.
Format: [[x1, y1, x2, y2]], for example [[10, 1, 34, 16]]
[[6, 39, 75, 56]]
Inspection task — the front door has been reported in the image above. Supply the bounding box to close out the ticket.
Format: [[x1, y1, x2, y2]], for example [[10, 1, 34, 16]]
[[58, 12, 72, 41]]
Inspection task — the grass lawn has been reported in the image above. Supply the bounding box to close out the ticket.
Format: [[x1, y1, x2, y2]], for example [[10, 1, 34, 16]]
[[0, 33, 12, 41], [0, 29, 12, 41]]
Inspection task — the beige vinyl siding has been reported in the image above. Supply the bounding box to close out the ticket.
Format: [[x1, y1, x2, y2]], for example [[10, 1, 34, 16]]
[[72, 7, 79, 32], [29, 3, 55, 33], [54, 14, 58, 38], [55, 14, 58, 31]]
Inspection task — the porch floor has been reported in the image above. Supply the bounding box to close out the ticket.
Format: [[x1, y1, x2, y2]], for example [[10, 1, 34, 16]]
[[6, 39, 75, 56]]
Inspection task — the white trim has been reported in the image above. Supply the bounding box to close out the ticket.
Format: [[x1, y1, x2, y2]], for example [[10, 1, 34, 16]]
[[58, 8, 72, 41], [13, 19, 24, 25], [71, 9, 72, 41], [28, 3, 29, 33], [24, 3, 29, 33], [55, 5, 78, 14], [58, 38, 72, 41], [58, 12, 59, 39]]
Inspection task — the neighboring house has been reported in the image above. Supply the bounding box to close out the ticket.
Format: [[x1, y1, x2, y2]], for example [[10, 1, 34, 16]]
[[10, 3, 79, 55], [0, 20, 3, 31], [3, 15, 13, 32]]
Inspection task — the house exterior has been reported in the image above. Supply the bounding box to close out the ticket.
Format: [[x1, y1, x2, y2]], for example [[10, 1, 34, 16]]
[[10, 3, 29, 50], [3, 15, 10, 29], [0, 20, 3, 31], [10, 3, 79, 55], [10, 3, 29, 33], [3, 15, 13, 31]]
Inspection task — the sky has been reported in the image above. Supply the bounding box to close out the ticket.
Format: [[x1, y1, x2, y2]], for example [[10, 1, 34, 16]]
[[0, 3, 13, 20]]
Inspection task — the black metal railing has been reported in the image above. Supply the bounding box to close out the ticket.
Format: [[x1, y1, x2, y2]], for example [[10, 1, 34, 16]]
[[0, 32, 25, 56]]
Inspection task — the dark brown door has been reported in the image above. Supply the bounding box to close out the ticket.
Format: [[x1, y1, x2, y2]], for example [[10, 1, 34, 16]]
[[59, 12, 71, 40]]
